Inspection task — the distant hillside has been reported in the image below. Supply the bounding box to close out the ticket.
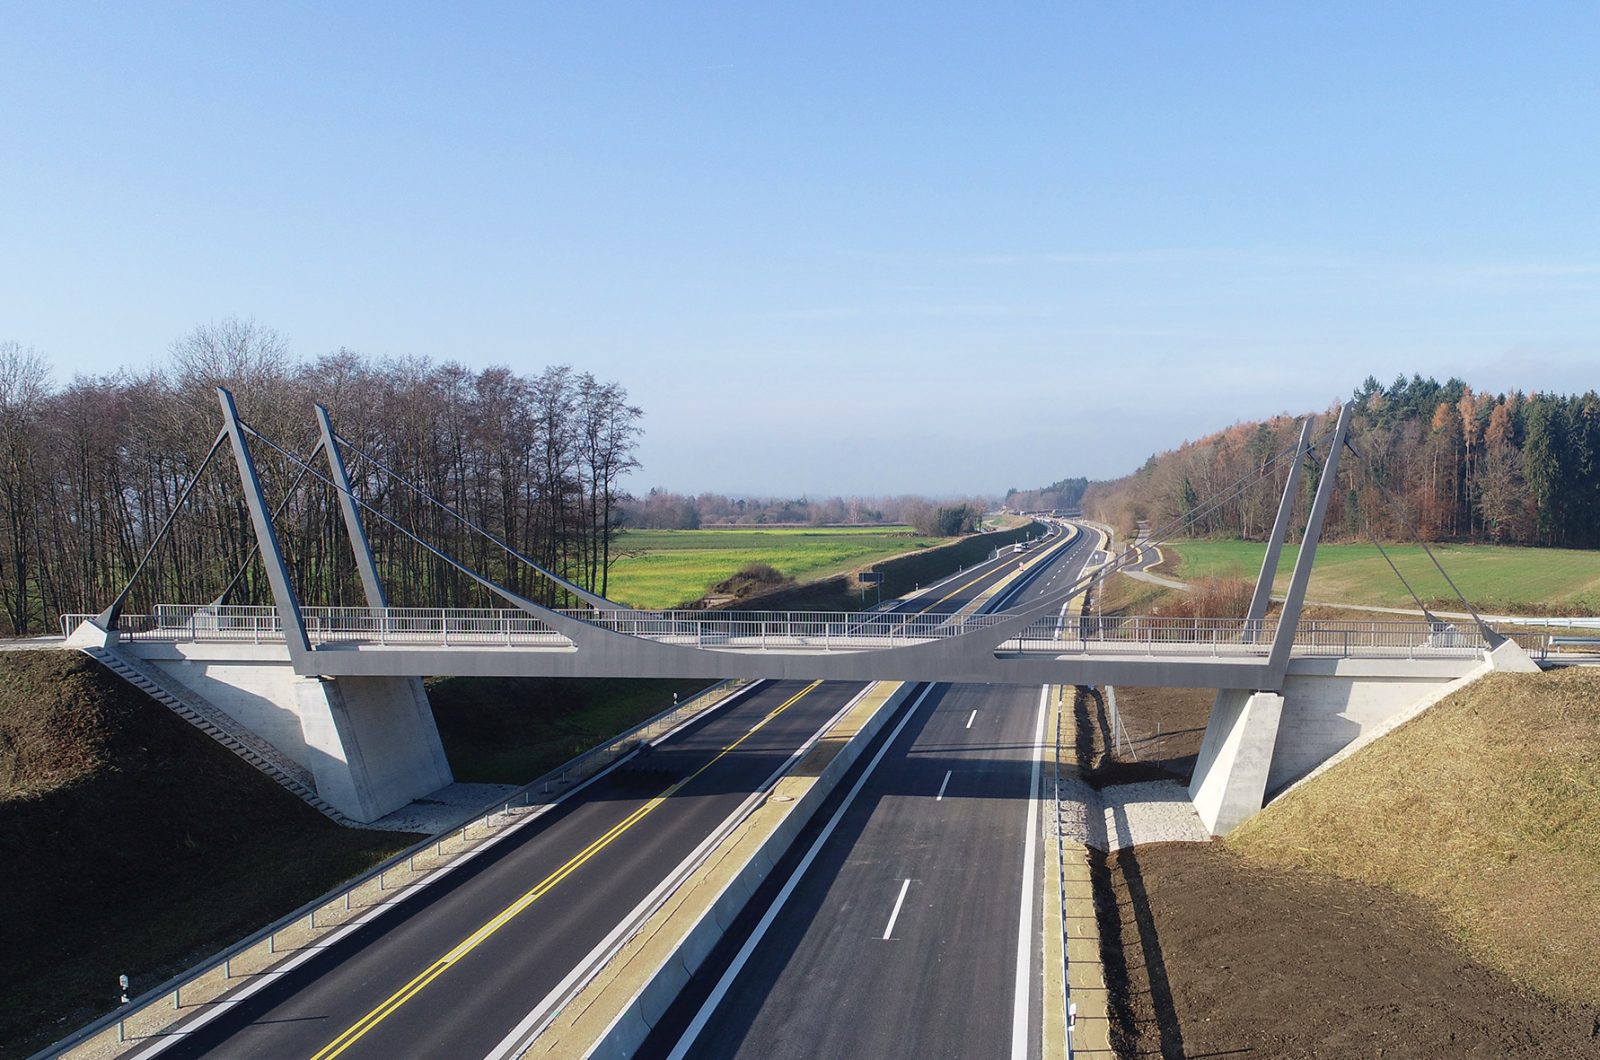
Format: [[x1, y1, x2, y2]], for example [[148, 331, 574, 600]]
[[1082, 375, 1600, 548]]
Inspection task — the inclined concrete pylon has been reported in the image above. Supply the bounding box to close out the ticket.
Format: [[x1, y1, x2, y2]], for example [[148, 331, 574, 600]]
[[67, 395, 1535, 824]]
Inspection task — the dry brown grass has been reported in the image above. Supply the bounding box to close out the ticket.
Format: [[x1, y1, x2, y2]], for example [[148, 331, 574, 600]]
[[1152, 575, 1253, 619], [1092, 572, 1173, 616], [1228, 667, 1600, 1006]]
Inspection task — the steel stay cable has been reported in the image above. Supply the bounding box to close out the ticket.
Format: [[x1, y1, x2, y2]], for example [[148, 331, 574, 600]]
[[1011, 425, 1331, 620], [99, 429, 229, 626], [1344, 438, 1498, 639], [238, 425, 569, 627], [324, 427, 609, 608], [1359, 505, 1435, 621], [213, 439, 326, 607], [1007, 421, 1338, 624]]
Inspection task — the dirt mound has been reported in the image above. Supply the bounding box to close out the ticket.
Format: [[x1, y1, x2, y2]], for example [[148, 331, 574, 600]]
[[1099, 842, 1600, 1059], [1228, 666, 1600, 1007], [0, 651, 414, 1057]]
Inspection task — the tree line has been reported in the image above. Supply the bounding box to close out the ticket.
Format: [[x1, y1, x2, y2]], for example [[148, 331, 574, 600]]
[[1004, 477, 1089, 513], [620, 490, 990, 536], [0, 319, 642, 635], [1082, 373, 1600, 549]]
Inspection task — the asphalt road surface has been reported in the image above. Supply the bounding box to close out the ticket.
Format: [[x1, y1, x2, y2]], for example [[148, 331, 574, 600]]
[[138, 523, 1061, 1059], [641, 524, 1096, 1060]]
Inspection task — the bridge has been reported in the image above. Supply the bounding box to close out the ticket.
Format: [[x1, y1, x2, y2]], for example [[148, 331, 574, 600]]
[[65, 389, 1536, 832]]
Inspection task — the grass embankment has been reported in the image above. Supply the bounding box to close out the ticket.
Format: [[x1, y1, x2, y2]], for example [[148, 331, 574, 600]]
[[426, 676, 714, 784], [1162, 539, 1600, 614], [0, 652, 419, 1057], [1228, 667, 1600, 1007], [605, 526, 948, 609]]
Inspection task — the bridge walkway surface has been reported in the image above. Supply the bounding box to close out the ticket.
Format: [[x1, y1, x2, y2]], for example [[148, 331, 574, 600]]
[[637, 526, 1099, 1060], [121, 527, 1062, 1060]]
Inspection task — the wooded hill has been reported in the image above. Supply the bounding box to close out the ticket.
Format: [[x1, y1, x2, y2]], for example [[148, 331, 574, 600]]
[[1083, 374, 1600, 548], [0, 319, 641, 635]]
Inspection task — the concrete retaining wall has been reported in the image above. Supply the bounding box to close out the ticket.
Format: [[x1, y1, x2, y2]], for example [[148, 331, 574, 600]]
[[1266, 672, 1459, 798]]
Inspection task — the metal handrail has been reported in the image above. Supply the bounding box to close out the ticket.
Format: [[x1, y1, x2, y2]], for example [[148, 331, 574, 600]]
[[64, 607, 1516, 659]]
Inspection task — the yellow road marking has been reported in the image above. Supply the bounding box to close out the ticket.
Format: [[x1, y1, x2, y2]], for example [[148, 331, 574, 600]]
[[307, 680, 826, 1060]]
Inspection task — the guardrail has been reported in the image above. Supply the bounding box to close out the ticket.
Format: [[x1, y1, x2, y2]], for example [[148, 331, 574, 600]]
[[33, 677, 753, 1060]]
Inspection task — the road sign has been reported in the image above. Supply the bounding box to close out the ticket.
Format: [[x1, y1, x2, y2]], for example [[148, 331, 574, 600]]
[[859, 571, 884, 585]]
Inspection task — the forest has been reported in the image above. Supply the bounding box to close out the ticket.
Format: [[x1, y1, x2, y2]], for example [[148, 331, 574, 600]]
[[1083, 374, 1600, 549], [0, 319, 642, 635]]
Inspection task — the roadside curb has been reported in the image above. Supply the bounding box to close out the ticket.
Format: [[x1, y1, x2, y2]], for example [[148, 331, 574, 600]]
[[525, 680, 919, 1059]]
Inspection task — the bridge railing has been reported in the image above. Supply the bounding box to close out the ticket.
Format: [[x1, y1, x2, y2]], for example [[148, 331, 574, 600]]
[[60, 606, 1496, 659], [573, 608, 1004, 647], [1001, 615, 1490, 658]]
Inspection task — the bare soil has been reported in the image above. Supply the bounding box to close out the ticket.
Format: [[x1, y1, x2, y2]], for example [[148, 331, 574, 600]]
[[1079, 685, 1214, 787], [1096, 842, 1600, 1059]]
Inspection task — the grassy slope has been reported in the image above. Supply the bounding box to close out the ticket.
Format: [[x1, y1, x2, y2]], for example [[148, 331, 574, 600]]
[[1165, 539, 1600, 613], [1227, 667, 1600, 1006], [425, 675, 715, 784], [0, 652, 418, 1057], [605, 526, 947, 609]]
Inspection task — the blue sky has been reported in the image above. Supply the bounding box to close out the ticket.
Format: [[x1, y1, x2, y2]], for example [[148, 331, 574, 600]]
[[3, 3, 1597, 495]]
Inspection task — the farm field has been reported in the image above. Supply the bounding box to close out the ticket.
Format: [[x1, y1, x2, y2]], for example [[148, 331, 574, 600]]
[[603, 526, 948, 609], [1162, 539, 1600, 614]]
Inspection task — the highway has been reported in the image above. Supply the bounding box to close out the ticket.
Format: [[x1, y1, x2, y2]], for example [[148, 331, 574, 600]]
[[640, 522, 1096, 1060], [136, 524, 1061, 1060]]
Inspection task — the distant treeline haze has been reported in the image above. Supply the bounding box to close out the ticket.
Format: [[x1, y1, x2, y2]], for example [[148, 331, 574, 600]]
[[0, 320, 642, 635], [1083, 374, 1600, 549], [621, 490, 990, 537], [1004, 477, 1089, 513]]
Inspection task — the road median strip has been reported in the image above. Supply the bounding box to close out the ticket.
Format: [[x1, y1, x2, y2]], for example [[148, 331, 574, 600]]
[[522, 680, 919, 1059]]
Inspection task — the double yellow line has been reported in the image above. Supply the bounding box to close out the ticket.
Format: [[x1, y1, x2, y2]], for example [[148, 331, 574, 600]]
[[308, 680, 825, 1060]]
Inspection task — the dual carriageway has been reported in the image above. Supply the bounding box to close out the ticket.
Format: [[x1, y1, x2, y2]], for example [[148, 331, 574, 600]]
[[132, 522, 1098, 1060]]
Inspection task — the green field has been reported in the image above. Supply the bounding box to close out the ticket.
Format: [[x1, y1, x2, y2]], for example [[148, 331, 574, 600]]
[[604, 526, 949, 609], [1162, 539, 1600, 614]]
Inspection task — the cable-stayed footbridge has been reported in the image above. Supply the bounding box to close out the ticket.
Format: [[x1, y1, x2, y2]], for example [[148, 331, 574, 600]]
[[64, 390, 1536, 829]]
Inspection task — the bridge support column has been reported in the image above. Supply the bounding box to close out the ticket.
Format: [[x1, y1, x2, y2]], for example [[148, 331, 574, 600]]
[[121, 643, 454, 824], [294, 675, 454, 823], [1188, 688, 1284, 836]]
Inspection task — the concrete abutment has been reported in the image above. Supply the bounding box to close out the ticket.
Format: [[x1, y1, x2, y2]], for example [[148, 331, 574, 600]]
[[1188, 644, 1531, 835], [121, 641, 453, 824]]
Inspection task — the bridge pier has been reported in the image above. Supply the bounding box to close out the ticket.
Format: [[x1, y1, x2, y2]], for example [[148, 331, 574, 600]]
[[291, 675, 453, 823], [1188, 689, 1284, 836], [115, 642, 453, 823], [1187, 653, 1524, 835]]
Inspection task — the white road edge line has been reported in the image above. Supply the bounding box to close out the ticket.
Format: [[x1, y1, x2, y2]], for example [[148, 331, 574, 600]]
[[1011, 684, 1049, 1060], [123, 680, 777, 1060], [966, 709, 977, 729], [935, 769, 952, 801], [482, 682, 880, 1060], [664, 682, 941, 1060], [882, 879, 912, 940]]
